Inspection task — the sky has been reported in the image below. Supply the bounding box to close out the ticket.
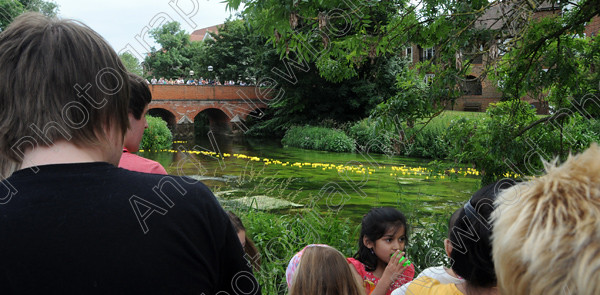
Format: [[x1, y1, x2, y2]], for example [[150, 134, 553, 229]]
[[54, 0, 238, 61]]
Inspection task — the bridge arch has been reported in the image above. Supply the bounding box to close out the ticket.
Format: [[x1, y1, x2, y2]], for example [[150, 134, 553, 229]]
[[194, 108, 231, 134], [148, 107, 176, 128], [148, 85, 272, 137]]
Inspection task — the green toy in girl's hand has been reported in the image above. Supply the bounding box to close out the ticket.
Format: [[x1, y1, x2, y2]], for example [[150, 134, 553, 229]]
[[391, 252, 411, 267], [398, 255, 411, 267]]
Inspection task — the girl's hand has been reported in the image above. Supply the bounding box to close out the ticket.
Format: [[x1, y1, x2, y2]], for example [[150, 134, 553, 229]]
[[385, 250, 411, 282], [371, 250, 411, 295]]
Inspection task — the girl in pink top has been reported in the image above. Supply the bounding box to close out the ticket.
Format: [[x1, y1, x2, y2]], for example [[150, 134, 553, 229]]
[[347, 207, 415, 295]]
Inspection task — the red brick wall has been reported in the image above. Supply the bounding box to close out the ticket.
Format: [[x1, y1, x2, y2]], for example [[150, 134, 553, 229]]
[[149, 85, 270, 101], [585, 16, 600, 37]]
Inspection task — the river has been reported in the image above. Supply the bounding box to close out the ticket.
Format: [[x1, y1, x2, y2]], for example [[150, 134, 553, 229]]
[[139, 133, 481, 222]]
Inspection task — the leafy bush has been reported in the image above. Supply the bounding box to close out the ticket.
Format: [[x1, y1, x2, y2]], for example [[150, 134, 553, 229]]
[[281, 125, 354, 153], [140, 115, 173, 151], [406, 215, 451, 275], [446, 100, 600, 184], [404, 122, 450, 159], [446, 101, 541, 183], [348, 118, 397, 154]]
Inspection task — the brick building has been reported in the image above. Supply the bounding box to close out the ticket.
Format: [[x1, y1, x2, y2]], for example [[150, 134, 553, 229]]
[[404, 2, 598, 114], [190, 24, 221, 42]]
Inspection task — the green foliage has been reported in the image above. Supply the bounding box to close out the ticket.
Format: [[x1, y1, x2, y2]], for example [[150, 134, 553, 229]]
[[403, 122, 450, 159], [119, 52, 143, 76], [0, 0, 58, 31], [446, 101, 537, 183], [372, 62, 439, 130], [225, 0, 444, 82], [140, 116, 173, 151], [202, 19, 265, 83], [144, 21, 206, 79], [348, 112, 487, 159], [491, 2, 600, 115], [405, 215, 451, 275], [348, 118, 397, 154], [281, 126, 354, 153], [227, 208, 359, 294], [446, 101, 600, 184], [248, 55, 403, 137]]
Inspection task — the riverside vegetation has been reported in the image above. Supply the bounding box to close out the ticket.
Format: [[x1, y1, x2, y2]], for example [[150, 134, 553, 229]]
[[139, 103, 600, 293], [283, 103, 600, 184]]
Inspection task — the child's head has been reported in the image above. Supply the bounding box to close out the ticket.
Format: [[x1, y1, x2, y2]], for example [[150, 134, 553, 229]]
[[123, 73, 152, 153], [226, 211, 261, 271], [493, 145, 600, 295], [448, 179, 515, 289], [356, 207, 408, 271], [0, 13, 130, 165], [288, 245, 365, 295], [443, 206, 463, 258]]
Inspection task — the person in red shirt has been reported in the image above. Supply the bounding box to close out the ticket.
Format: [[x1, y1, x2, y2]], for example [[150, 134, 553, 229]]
[[118, 73, 167, 174], [348, 207, 415, 295]]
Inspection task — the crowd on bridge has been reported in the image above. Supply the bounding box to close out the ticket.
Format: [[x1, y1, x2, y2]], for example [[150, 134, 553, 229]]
[[149, 76, 250, 86]]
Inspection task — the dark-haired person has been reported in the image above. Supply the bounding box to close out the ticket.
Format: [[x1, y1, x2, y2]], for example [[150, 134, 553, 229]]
[[118, 73, 167, 174], [402, 179, 515, 295], [227, 211, 261, 272], [391, 209, 465, 295], [348, 207, 414, 295], [0, 13, 259, 294]]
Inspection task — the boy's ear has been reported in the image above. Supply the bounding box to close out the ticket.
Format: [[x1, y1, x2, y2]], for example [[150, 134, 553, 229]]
[[363, 236, 374, 248], [444, 238, 452, 257]]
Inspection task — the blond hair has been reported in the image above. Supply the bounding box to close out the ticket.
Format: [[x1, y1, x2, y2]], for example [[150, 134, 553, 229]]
[[289, 246, 365, 295], [492, 143, 600, 295]]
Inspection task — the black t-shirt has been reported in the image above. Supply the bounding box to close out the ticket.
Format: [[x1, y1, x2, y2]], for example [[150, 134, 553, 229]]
[[0, 162, 260, 294]]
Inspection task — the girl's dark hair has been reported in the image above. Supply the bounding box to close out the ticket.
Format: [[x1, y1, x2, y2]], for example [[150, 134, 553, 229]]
[[354, 207, 408, 272], [449, 179, 516, 288], [226, 211, 261, 271]]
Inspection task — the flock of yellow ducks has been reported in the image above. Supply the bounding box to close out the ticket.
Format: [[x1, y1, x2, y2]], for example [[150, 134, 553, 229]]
[[140, 143, 521, 179]]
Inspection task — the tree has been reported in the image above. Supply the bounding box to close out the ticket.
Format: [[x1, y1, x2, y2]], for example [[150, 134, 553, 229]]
[[119, 52, 143, 76], [228, 0, 600, 185], [227, 0, 600, 110], [223, 0, 508, 130], [144, 21, 206, 79], [0, 0, 58, 31], [202, 19, 264, 83]]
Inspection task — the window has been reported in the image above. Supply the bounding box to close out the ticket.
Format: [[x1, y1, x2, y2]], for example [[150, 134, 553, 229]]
[[421, 47, 434, 61], [405, 47, 412, 62], [424, 74, 435, 85], [463, 75, 482, 95]]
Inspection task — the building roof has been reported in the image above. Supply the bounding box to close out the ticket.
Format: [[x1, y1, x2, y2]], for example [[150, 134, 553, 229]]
[[475, 1, 560, 31], [190, 24, 222, 42]]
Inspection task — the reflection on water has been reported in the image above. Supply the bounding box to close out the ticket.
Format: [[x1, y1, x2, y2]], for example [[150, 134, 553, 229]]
[[139, 133, 481, 221]]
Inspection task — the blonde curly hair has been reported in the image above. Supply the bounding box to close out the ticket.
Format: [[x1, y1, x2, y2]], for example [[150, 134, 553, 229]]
[[492, 143, 600, 295]]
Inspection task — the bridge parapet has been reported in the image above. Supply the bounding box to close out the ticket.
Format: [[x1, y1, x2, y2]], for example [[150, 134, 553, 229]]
[[149, 85, 262, 101], [148, 85, 270, 137]]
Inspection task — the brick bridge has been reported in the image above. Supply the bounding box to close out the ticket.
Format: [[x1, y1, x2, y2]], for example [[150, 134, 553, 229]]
[[148, 85, 269, 137]]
